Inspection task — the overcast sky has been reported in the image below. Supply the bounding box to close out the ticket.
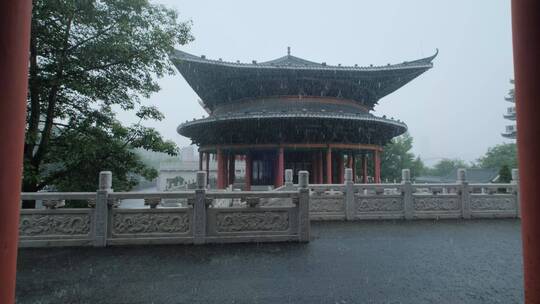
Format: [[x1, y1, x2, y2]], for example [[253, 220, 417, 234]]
[[118, 0, 514, 165]]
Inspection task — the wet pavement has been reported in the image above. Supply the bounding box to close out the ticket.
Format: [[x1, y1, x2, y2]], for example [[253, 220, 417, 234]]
[[16, 220, 523, 304]]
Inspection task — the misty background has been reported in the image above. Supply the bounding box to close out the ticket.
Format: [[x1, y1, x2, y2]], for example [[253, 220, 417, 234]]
[[116, 0, 514, 166]]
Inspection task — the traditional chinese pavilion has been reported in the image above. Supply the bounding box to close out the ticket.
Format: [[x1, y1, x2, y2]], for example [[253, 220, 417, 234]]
[[172, 48, 436, 189]]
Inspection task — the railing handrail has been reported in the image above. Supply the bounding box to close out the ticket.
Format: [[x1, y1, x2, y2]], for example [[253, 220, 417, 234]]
[[109, 191, 194, 199], [206, 190, 299, 199], [469, 183, 518, 187], [20, 192, 95, 200]]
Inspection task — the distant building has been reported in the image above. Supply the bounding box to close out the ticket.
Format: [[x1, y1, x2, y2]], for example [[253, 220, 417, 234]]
[[172, 48, 437, 189], [502, 80, 516, 139], [180, 146, 198, 162], [157, 158, 245, 191]]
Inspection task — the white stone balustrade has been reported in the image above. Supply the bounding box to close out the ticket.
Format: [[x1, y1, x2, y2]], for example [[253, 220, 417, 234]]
[[18, 171, 310, 248], [282, 168, 520, 221], [18, 168, 520, 248]]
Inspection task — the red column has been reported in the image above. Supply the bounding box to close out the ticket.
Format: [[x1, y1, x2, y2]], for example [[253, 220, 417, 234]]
[[216, 149, 225, 189], [326, 147, 332, 184], [318, 152, 324, 184], [362, 153, 368, 183], [338, 153, 344, 184], [228, 153, 235, 187], [374, 150, 381, 184], [512, 1, 540, 302], [352, 154, 356, 183], [0, 1, 32, 303], [245, 153, 252, 191], [205, 152, 210, 186], [275, 147, 284, 187], [347, 153, 353, 168]]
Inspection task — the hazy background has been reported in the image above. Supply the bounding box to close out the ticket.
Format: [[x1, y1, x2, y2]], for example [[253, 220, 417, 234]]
[[117, 0, 514, 166]]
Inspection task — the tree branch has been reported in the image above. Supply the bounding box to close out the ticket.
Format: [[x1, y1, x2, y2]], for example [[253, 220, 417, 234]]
[[66, 48, 150, 77], [33, 10, 74, 167], [66, 22, 118, 53], [25, 17, 41, 161]]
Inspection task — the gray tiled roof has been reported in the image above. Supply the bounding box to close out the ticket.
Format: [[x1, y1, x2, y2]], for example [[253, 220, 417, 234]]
[[172, 49, 438, 71], [171, 49, 437, 111]]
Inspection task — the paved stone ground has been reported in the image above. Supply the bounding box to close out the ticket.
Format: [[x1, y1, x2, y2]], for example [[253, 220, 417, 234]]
[[16, 220, 523, 304]]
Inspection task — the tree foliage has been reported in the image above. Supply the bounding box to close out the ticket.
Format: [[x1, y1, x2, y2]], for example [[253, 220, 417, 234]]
[[477, 143, 518, 170], [425, 158, 469, 177], [498, 164, 512, 183], [380, 133, 425, 182], [23, 0, 193, 200]]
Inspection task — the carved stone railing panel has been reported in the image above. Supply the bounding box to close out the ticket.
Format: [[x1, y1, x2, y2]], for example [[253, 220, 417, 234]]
[[214, 211, 289, 233], [355, 196, 404, 212], [470, 195, 516, 211], [310, 196, 345, 213], [111, 210, 191, 236], [19, 211, 91, 238], [413, 195, 460, 211]]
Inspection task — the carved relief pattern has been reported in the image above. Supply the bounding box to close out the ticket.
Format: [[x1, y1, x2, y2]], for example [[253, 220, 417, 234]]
[[470, 196, 516, 211], [355, 197, 404, 212], [216, 211, 289, 232], [413, 196, 459, 211], [113, 212, 190, 234], [19, 214, 91, 236], [310, 197, 345, 212], [193, 197, 205, 235]]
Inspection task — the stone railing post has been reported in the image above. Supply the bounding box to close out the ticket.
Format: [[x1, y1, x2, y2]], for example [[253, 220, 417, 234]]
[[94, 171, 112, 247], [298, 171, 310, 242], [457, 168, 470, 219], [284, 169, 293, 188], [402, 169, 413, 220], [344, 168, 355, 220], [193, 171, 207, 245], [512, 168, 520, 218]]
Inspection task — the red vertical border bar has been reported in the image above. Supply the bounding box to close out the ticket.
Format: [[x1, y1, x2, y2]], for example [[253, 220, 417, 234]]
[[512, 1, 540, 302], [0, 1, 32, 303]]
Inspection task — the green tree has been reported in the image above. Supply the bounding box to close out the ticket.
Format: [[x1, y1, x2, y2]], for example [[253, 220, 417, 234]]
[[381, 133, 425, 182], [477, 143, 518, 170], [23, 0, 193, 205], [498, 164, 512, 183], [427, 158, 469, 177]]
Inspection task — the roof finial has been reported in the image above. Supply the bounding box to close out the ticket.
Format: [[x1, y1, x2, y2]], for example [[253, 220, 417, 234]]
[[287, 46, 291, 56]]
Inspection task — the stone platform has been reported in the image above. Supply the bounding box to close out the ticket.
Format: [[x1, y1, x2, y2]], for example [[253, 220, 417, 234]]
[[16, 220, 523, 303]]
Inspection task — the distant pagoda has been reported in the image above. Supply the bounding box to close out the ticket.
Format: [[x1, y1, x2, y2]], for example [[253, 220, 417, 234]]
[[172, 48, 437, 189], [502, 80, 516, 139]]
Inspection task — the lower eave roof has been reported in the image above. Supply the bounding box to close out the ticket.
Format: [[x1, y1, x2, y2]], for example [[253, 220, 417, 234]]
[[178, 112, 407, 134]]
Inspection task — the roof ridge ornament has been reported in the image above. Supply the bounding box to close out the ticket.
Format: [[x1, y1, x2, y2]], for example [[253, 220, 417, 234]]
[[287, 46, 291, 56]]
